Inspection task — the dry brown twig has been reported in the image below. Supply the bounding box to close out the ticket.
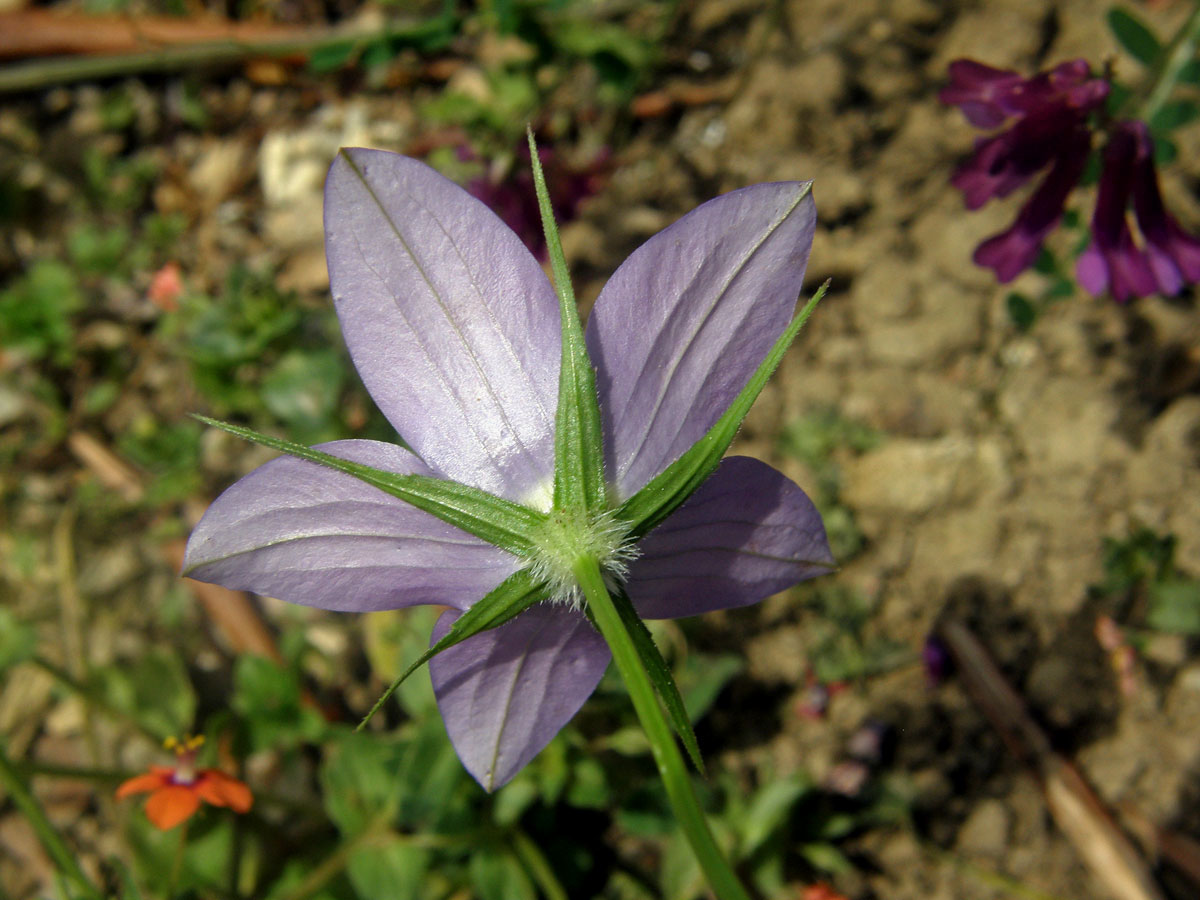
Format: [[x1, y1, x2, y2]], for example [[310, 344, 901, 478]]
[[936, 617, 1167, 900]]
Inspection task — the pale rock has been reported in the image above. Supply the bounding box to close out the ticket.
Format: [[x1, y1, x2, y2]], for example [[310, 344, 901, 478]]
[[999, 372, 1121, 473], [842, 436, 1010, 515], [930, 6, 1043, 72], [851, 255, 917, 325], [190, 138, 249, 210], [259, 101, 372, 250], [956, 798, 1010, 859], [907, 506, 1004, 592], [745, 628, 807, 684]]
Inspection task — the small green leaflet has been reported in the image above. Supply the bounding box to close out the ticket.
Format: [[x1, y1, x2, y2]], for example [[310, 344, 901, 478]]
[[1106, 7, 1162, 67]]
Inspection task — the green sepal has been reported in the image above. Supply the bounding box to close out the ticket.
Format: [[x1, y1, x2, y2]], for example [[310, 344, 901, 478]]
[[191, 415, 546, 559], [617, 282, 828, 539], [358, 568, 548, 729], [527, 129, 607, 516], [608, 589, 705, 775]]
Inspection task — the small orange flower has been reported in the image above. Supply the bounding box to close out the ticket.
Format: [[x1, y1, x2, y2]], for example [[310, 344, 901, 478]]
[[147, 262, 184, 312], [802, 885, 850, 900], [117, 735, 252, 830]]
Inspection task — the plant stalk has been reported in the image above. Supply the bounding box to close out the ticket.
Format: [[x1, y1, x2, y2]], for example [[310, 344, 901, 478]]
[[1137, 0, 1200, 124], [574, 556, 753, 900]]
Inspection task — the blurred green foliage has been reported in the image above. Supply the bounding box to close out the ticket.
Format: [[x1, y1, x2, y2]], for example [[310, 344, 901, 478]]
[[1094, 526, 1200, 636], [778, 408, 881, 562]]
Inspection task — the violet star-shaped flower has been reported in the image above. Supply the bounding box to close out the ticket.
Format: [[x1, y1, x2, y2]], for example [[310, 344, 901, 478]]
[[183, 149, 832, 790]]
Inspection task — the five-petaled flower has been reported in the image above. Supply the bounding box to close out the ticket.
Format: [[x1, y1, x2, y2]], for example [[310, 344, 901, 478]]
[[116, 735, 252, 830], [941, 59, 1109, 282], [183, 148, 832, 790]]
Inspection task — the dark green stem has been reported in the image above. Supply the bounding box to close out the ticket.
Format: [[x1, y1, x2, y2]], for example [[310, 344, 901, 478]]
[[1137, 1, 1200, 123], [574, 557, 753, 900]]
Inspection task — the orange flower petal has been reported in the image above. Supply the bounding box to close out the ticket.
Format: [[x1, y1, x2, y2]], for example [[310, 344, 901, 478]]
[[116, 768, 171, 798], [195, 770, 253, 813], [144, 785, 201, 830]]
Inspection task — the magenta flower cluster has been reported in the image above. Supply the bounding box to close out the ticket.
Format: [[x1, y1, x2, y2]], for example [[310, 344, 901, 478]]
[[942, 58, 1200, 302]]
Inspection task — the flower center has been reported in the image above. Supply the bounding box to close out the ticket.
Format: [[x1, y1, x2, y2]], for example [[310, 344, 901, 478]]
[[526, 509, 637, 608]]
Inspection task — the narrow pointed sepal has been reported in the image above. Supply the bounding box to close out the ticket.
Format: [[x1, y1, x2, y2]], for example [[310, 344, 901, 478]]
[[608, 589, 705, 774], [527, 131, 607, 515]]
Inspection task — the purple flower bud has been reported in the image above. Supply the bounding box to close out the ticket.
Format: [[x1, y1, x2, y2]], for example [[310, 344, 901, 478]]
[[922, 634, 949, 686]]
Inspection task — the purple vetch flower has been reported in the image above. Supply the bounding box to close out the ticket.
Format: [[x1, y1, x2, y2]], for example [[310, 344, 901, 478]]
[[1076, 123, 1158, 302], [942, 58, 1108, 282], [465, 142, 608, 261], [183, 149, 833, 790], [1078, 119, 1200, 301], [972, 128, 1090, 282]]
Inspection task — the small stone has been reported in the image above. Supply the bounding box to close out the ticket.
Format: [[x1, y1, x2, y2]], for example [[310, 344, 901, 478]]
[[957, 798, 1010, 859]]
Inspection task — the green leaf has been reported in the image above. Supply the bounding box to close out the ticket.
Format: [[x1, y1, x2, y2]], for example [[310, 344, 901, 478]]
[[0, 608, 36, 672], [1149, 99, 1200, 132], [232, 655, 327, 749], [1179, 58, 1200, 86], [678, 653, 743, 723], [470, 847, 537, 900], [1155, 134, 1179, 166], [618, 281, 828, 538], [800, 841, 854, 875], [739, 775, 810, 857], [262, 349, 344, 436], [190, 415, 545, 558], [308, 40, 357, 72], [358, 569, 548, 729], [90, 649, 195, 739], [1107, 7, 1162, 66], [609, 591, 705, 773], [1006, 292, 1037, 332], [1147, 578, 1200, 635], [528, 130, 607, 516], [322, 732, 405, 833], [348, 842, 430, 900]]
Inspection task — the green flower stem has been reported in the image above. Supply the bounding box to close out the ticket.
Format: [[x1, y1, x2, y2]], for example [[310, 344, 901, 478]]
[[574, 556, 753, 900], [1138, 0, 1200, 124], [0, 742, 102, 900]]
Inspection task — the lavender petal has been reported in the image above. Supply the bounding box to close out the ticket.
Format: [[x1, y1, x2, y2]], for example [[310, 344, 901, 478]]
[[429, 603, 610, 791], [324, 149, 560, 506], [628, 456, 833, 619], [586, 183, 816, 500], [183, 440, 519, 612]]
